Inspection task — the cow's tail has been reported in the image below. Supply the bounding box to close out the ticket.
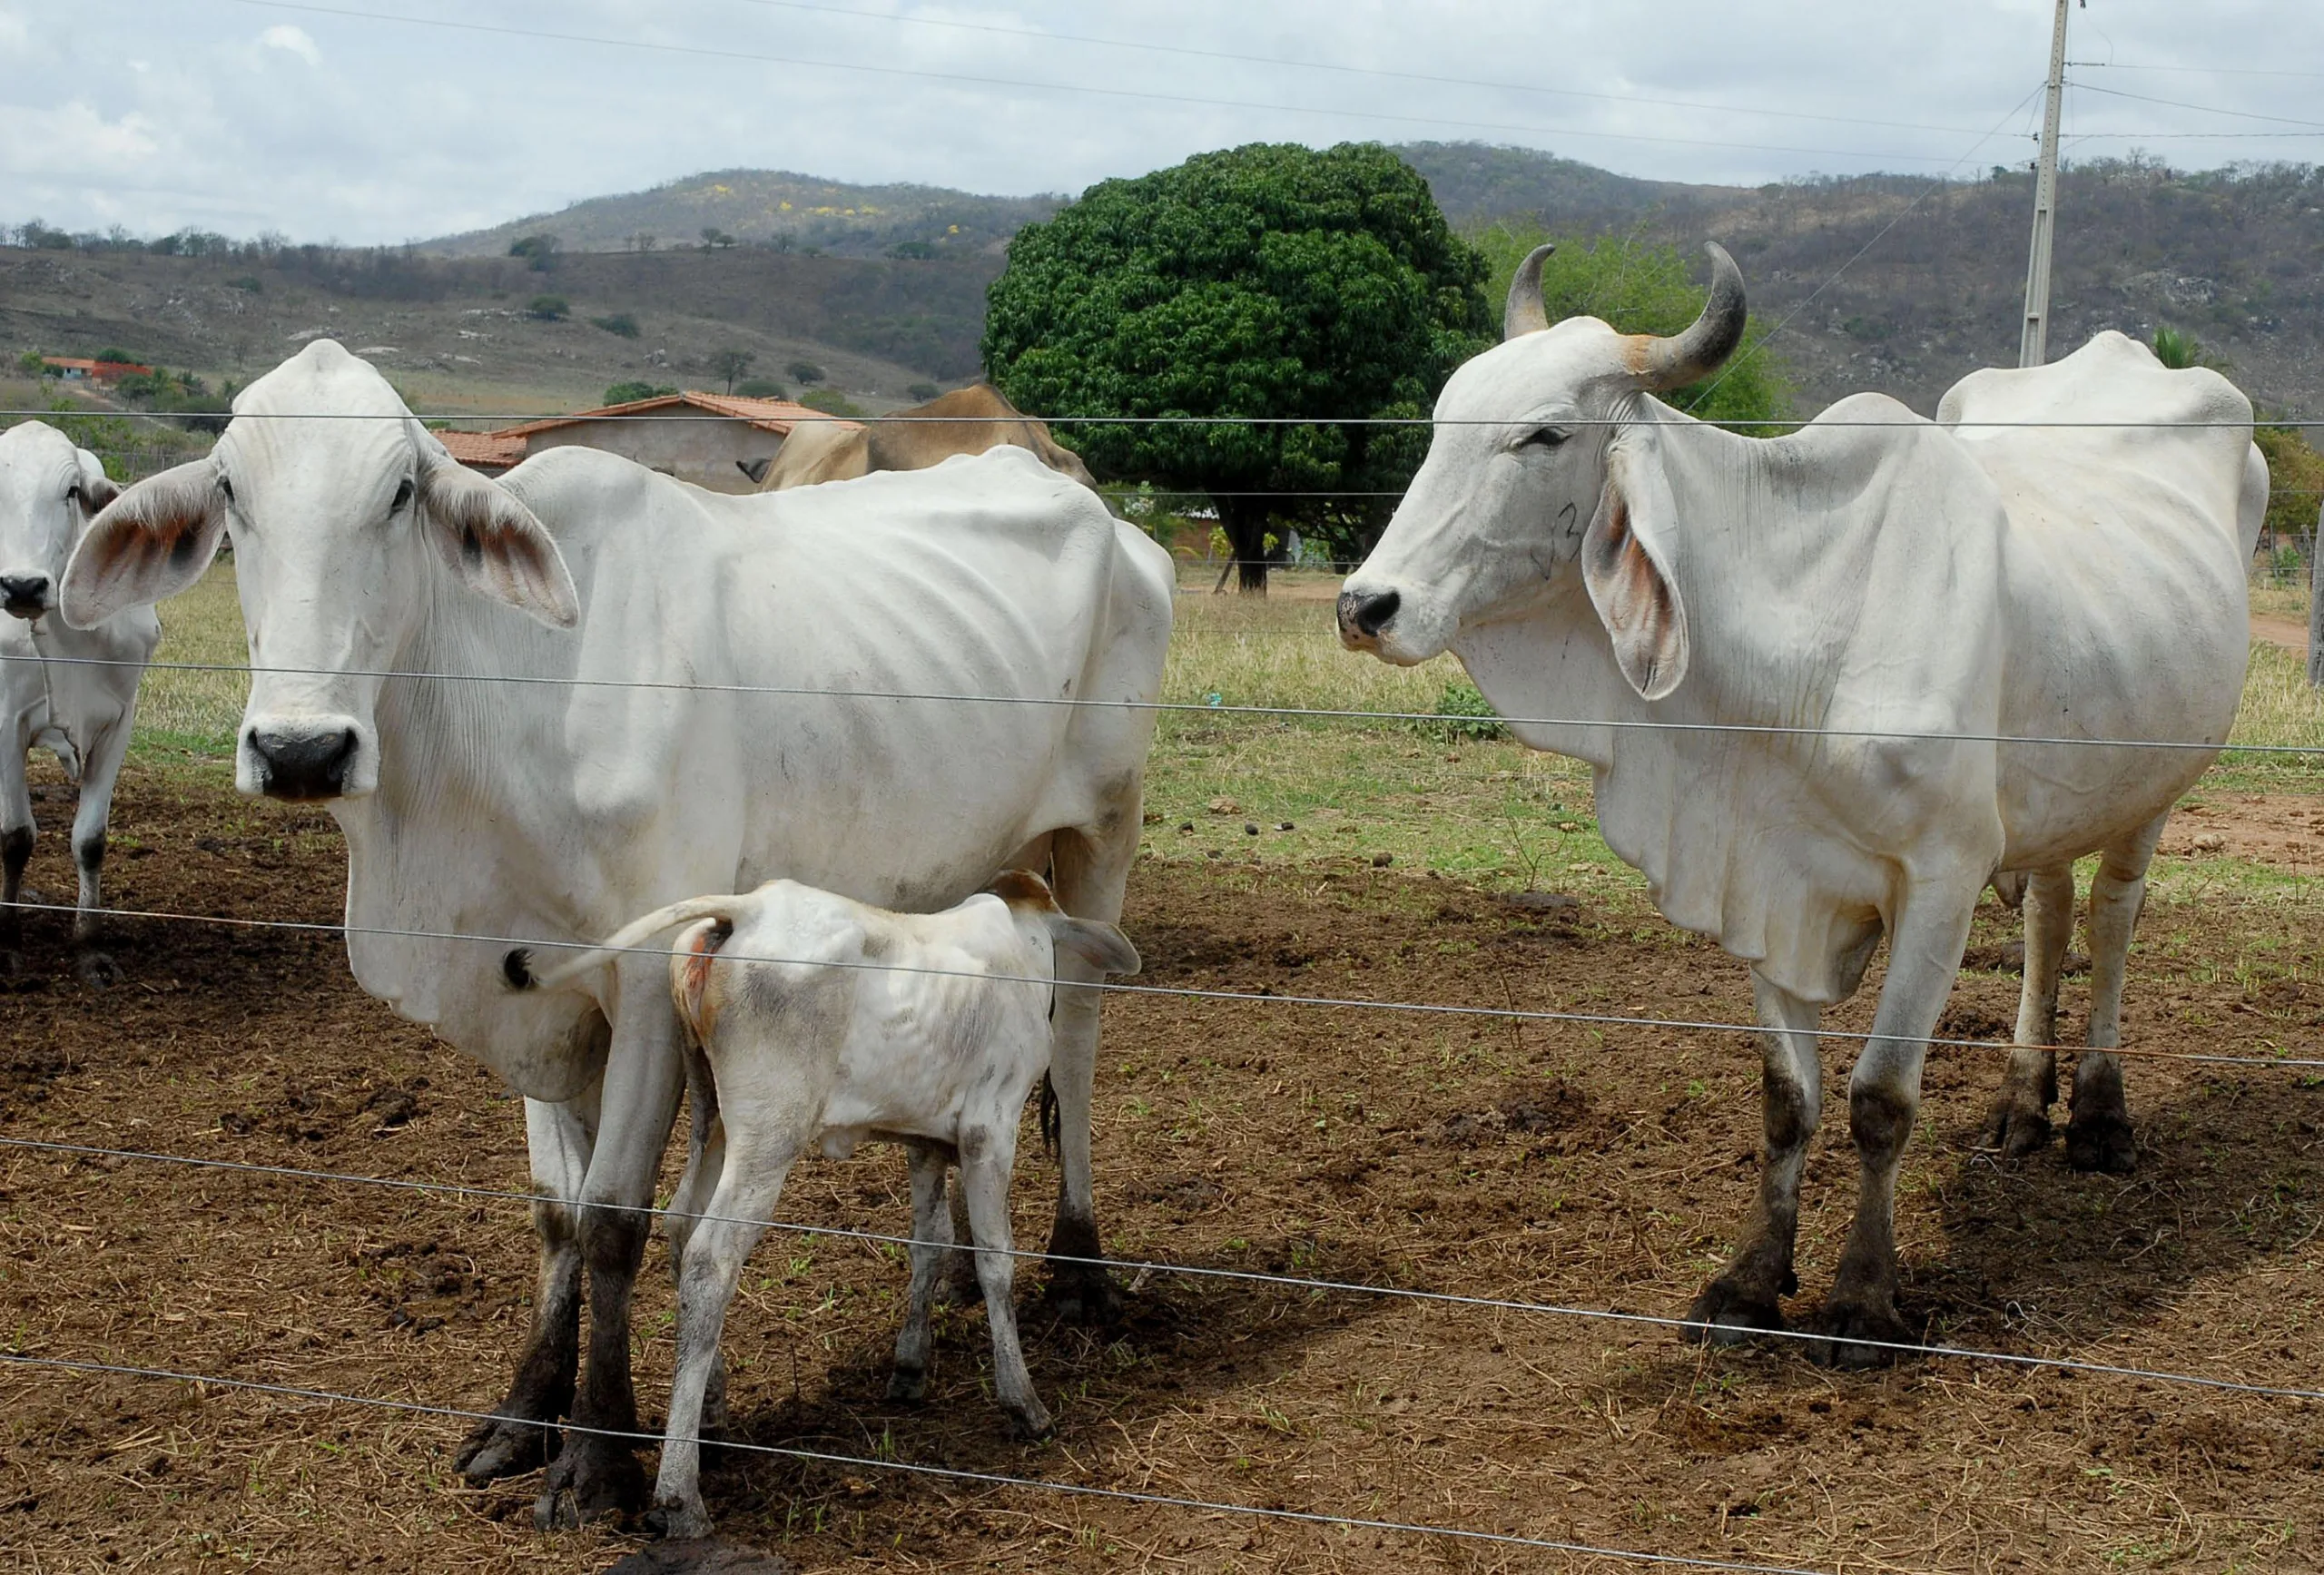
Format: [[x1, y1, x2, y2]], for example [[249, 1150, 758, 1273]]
[[502, 896, 744, 995]]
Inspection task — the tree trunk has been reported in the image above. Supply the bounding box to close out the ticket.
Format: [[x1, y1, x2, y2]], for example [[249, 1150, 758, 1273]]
[[2308, 500, 2323, 687], [1216, 495, 1272, 596]]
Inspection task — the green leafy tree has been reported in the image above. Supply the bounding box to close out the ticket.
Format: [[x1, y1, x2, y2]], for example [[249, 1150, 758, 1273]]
[[785, 359, 825, 386], [734, 378, 789, 399], [602, 381, 677, 405], [590, 312, 640, 338], [2151, 325, 2226, 371], [982, 142, 1492, 592], [906, 381, 942, 402], [799, 388, 865, 418], [707, 348, 756, 394], [525, 294, 569, 321], [1470, 224, 1793, 431], [508, 233, 558, 271], [15, 349, 45, 377], [700, 226, 735, 251]]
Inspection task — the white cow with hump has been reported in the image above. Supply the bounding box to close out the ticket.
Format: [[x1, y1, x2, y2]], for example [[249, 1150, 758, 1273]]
[[60, 340, 1175, 1528], [0, 420, 160, 981], [1336, 246, 2260, 1364]]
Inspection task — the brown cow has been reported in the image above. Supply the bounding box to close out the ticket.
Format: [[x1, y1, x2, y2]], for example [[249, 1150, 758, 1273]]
[[745, 384, 1097, 492]]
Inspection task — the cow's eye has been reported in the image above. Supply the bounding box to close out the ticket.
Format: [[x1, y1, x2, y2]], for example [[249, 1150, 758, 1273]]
[[1523, 426, 1571, 451], [390, 478, 415, 512], [64, 484, 81, 506]]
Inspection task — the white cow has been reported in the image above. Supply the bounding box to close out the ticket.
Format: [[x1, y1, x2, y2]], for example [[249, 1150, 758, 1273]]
[[514, 868, 1142, 1540], [0, 421, 160, 982], [1337, 246, 2260, 1364], [60, 340, 1175, 1525]]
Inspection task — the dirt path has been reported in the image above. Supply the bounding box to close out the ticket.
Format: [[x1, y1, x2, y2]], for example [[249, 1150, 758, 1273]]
[[2252, 610, 2310, 655], [4, 766, 2322, 1571]]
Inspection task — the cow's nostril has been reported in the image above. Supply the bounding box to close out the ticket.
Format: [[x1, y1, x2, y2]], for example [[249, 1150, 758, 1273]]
[[0, 575, 50, 611], [1348, 589, 1401, 638]]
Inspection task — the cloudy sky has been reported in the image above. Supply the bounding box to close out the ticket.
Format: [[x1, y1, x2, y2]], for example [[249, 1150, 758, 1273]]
[[7, 0, 2324, 243]]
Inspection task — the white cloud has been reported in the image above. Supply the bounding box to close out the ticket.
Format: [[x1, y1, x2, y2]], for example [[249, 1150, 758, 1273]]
[[260, 25, 320, 66]]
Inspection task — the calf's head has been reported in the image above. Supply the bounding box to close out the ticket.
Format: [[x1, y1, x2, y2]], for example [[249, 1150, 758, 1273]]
[[60, 340, 577, 801], [0, 422, 117, 622], [1337, 242, 1747, 701]]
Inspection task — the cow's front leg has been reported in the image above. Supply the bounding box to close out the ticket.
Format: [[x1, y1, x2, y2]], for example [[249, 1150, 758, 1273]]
[[1980, 862, 2073, 1157], [2, 741, 32, 970], [1686, 977, 1821, 1342], [1813, 889, 1978, 1367], [67, 719, 131, 987], [2067, 817, 2161, 1175], [459, 1089, 596, 1483], [537, 980, 685, 1531]]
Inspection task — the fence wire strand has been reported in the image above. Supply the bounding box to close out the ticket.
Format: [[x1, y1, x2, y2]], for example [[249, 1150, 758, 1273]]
[[6, 1135, 2322, 1404], [6, 897, 2321, 1073], [0, 1350, 1845, 1575]]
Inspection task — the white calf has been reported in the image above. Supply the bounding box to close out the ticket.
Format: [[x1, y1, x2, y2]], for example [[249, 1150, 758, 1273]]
[[513, 870, 1141, 1540], [0, 423, 160, 980]]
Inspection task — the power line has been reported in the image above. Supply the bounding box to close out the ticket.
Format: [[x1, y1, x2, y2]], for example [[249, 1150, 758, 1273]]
[[9, 409, 2318, 428], [2064, 80, 2324, 133], [724, 0, 2005, 140], [2068, 60, 2324, 82], [7, 899, 2322, 1075], [0, 1351, 1843, 1575], [203, 0, 1985, 169], [8, 1137, 2324, 1401]]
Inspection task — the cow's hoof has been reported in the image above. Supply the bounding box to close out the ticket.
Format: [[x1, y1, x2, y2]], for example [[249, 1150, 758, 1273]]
[[1681, 1278, 1787, 1345], [1004, 1401, 1055, 1442], [2065, 1112, 2136, 1176], [74, 950, 121, 989], [641, 1499, 716, 1542], [1976, 1100, 2053, 1158], [532, 1436, 644, 1530], [887, 1365, 928, 1404], [1805, 1299, 1915, 1370], [455, 1415, 556, 1484], [0, 949, 23, 978], [1041, 1263, 1122, 1327]]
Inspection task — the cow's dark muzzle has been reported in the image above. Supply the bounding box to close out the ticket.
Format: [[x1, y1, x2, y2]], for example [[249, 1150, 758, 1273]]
[[249, 725, 359, 802], [1335, 588, 1400, 645], [0, 575, 51, 619]]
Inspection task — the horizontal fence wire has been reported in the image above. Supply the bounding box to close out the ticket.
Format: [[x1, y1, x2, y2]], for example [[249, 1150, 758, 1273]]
[[0, 650, 2315, 757], [6, 899, 2322, 1077], [5, 408, 2320, 428], [0, 1352, 1839, 1575], [7, 1135, 2323, 1404]]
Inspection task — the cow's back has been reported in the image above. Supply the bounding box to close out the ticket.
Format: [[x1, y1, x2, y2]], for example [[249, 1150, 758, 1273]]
[[1940, 332, 2257, 866]]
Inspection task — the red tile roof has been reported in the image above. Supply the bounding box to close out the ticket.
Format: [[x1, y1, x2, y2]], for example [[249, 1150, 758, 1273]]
[[436, 429, 527, 470], [495, 391, 859, 440]]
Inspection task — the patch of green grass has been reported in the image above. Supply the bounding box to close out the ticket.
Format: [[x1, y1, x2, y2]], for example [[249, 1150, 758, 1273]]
[[134, 562, 245, 761]]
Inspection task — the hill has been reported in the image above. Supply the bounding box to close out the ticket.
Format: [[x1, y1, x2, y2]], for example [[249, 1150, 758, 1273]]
[[425, 168, 1061, 262]]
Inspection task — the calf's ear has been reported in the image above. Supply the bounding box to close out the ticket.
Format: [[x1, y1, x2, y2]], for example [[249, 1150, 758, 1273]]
[[417, 455, 579, 629], [60, 459, 226, 627], [1050, 918, 1142, 978], [1581, 431, 1690, 702]]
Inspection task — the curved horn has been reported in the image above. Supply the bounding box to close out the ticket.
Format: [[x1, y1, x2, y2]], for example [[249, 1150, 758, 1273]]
[[1638, 242, 1748, 390], [1502, 243, 1554, 340]]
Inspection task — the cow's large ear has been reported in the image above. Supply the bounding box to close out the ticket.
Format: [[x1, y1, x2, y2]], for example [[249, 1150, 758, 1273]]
[[1581, 432, 1689, 701], [416, 454, 579, 629], [60, 459, 226, 627]]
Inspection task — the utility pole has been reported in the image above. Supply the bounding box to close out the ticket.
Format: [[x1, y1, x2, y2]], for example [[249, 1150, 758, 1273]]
[[2018, 0, 2072, 368]]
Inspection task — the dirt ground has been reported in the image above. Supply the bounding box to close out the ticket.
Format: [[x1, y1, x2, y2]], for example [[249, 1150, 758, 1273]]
[[5, 765, 2323, 1573]]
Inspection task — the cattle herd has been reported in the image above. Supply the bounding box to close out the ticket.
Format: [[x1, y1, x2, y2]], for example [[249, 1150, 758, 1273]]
[[1, 242, 2266, 1540]]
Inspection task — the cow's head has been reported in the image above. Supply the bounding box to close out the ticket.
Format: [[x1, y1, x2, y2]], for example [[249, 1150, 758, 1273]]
[[61, 340, 577, 801], [1337, 242, 1746, 701], [0, 422, 117, 622]]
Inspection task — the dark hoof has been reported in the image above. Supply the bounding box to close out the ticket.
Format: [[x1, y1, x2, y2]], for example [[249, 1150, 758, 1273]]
[[638, 1503, 716, 1543], [886, 1365, 928, 1404], [455, 1415, 556, 1483], [531, 1436, 645, 1530], [1977, 1101, 2053, 1158], [1680, 1278, 1787, 1346], [0, 949, 22, 978], [1041, 1263, 1122, 1327], [2065, 1112, 2136, 1175], [74, 950, 121, 989], [1805, 1299, 1916, 1369], [1004, 1403, 1056, 1442]]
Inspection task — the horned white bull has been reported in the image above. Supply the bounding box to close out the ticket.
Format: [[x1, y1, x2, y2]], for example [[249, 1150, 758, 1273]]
[[513, 869, 1141, 1539], [60, 340, 1175, 1524], [1337, 246, 2260, 1363], [0, 421, 160, 983]]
